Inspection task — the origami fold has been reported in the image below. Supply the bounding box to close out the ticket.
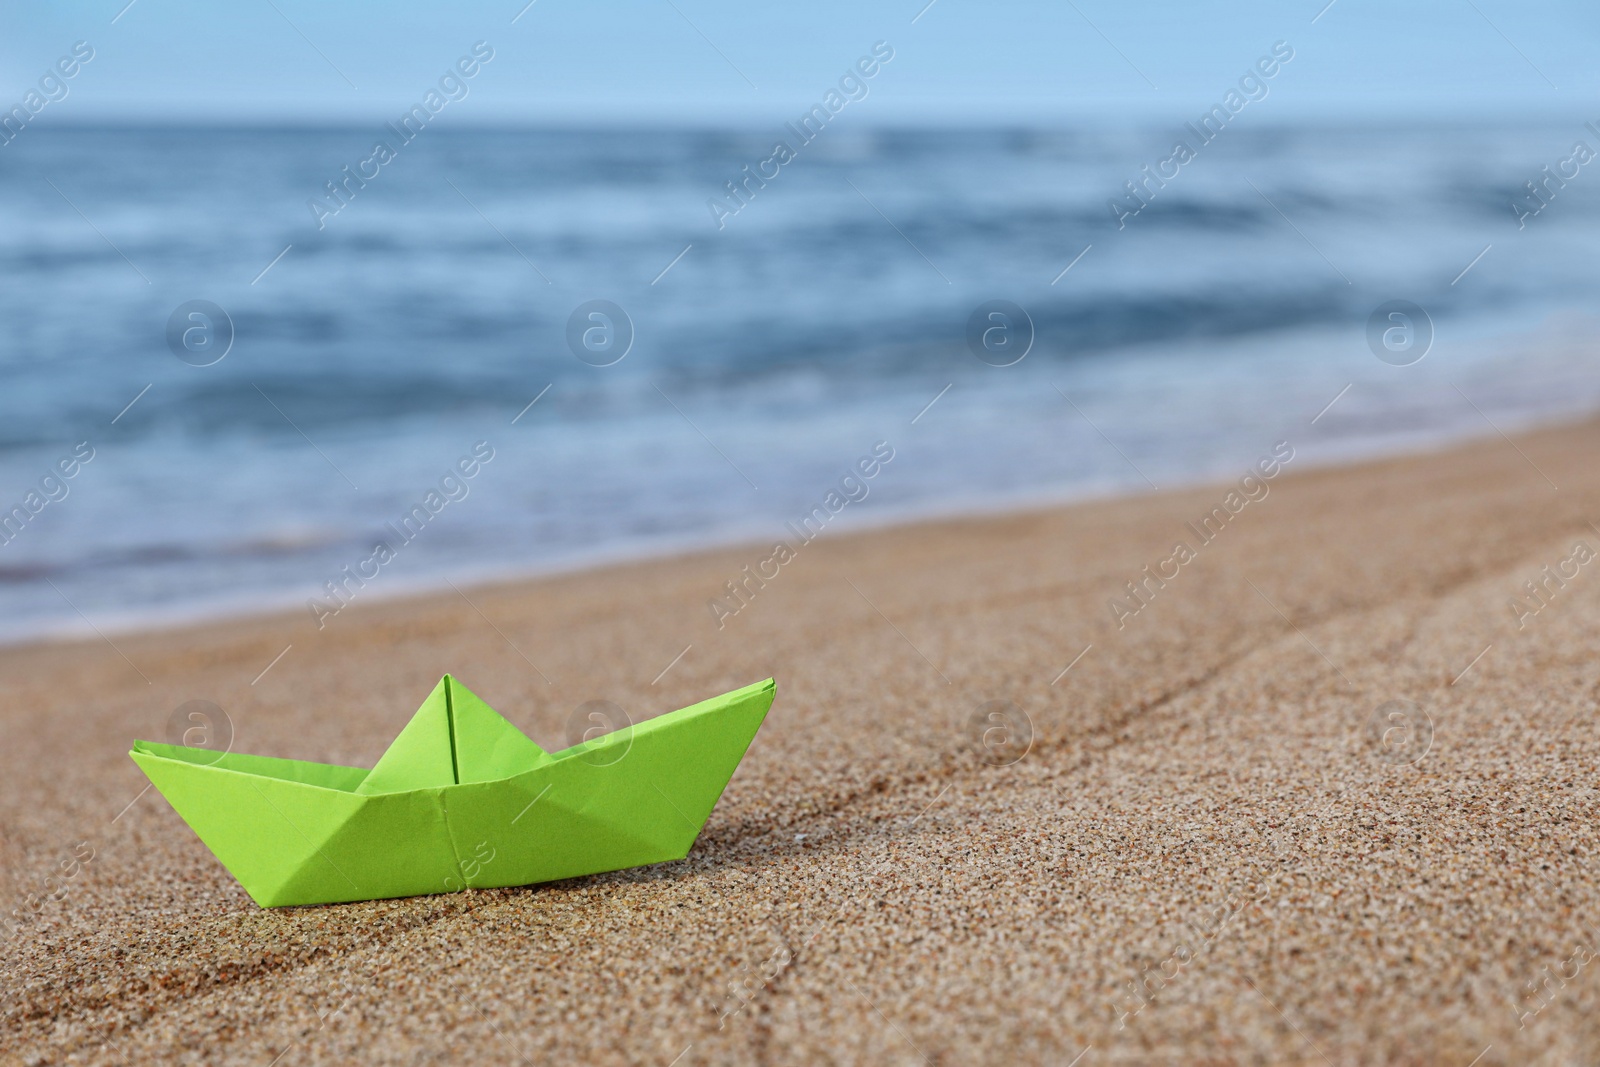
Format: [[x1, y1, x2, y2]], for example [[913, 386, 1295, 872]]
[[129, 676, 774, 907]]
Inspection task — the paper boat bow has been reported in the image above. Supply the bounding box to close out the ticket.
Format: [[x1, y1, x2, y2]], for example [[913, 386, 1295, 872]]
[[130, 676, 773, 907]]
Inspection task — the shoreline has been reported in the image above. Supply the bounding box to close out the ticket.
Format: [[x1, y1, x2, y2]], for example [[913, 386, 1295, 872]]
[[11, 409, 1596, 653]]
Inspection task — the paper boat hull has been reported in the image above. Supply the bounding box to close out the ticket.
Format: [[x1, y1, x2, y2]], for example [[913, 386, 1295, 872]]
[[131, 678, 773, 907]]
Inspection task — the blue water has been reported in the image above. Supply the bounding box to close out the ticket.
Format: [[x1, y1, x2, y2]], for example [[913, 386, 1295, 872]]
[[3, 122, 1600, 640]]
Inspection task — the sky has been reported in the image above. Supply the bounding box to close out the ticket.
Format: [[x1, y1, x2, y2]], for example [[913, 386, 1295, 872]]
[[2, 0, 1597, 124]]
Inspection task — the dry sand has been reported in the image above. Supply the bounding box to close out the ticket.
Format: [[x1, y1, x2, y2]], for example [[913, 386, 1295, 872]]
[[6, 419, 1600, 1065]]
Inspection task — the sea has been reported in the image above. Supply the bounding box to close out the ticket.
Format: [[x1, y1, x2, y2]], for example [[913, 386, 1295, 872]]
[[2, 121, 1599, 641]]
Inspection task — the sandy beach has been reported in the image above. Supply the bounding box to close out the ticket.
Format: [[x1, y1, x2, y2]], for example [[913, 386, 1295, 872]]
[[5, 417, 1600, 1065]]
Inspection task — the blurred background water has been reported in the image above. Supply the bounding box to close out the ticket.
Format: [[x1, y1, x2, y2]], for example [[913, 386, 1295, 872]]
[[3, 120, 1599, 640]]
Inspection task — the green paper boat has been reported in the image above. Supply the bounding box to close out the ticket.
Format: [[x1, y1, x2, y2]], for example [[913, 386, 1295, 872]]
[[130, 675, 774, 907]]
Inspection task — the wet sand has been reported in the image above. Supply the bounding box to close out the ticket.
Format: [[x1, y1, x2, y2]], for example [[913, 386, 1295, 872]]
[[6, 418, 1600, 1065]]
